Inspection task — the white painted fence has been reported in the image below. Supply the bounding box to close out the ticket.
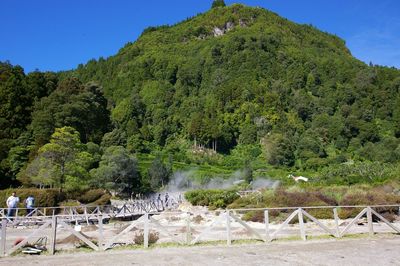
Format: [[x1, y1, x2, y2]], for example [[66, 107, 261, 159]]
[[1, 204, 400, 256]]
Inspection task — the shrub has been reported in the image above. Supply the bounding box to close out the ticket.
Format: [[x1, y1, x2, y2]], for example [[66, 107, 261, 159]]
[[337, 188, 400, 218], [91, 193, 112, 206], [192, 215, 204, 224], [242, 210, 264, 223], [317, 186, 348, 204], [262, 189, 335, 209], [78, 189, 107, 204], [380, 212, 397, 223], [58, 200, 80, 207], [306, 207, 333, 219], [185, 189, 239, 209], [134, 230, 159, 245]]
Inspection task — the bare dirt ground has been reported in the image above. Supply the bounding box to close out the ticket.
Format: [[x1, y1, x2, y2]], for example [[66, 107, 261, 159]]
[[1, 236, 399, 266]]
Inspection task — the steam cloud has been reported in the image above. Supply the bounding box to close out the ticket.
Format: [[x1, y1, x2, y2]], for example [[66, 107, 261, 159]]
[[165, 169, 280, 192]]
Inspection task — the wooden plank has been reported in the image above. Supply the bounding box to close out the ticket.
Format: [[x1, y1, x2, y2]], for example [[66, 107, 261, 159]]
[[191, 215, 222, 245], [270, 210, 299, 241], [340, 208, 367, 237], [333, 208, 340, 238], [143, 213, 149, 248], [264, 210, 270, 242], [298, 208, 306, 241], [59, 221, 98, 251], [302, 209, 336, 236], [7, 220, 51, 255], [37, 208, 46, 216], [1, 219, 7, 256], [370, 208, 400, 234], [103, 215, 145, 250], [149, 216, 184, 244], [49, 216, 57, 255], [230, 212, 265, 241], [226, 211, 231, 246], [27, 208, 38, 217], [84, 207, 89, 225], [185, 214, 191, 244], [367, 207, 374, 236]]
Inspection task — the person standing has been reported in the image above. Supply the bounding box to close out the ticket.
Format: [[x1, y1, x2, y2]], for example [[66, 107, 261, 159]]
[[165, 192, 169, 207], [6, 192, 20, 219], [25, 195, 35, 216]]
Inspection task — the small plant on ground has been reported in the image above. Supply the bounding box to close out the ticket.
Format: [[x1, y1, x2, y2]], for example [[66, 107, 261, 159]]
[[134, 230, 159, 245]]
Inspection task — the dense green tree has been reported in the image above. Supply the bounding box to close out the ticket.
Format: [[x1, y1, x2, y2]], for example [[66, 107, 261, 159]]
[[212, 0, 226, 9], [30, 78, 110, 147], [0, 62, 58, 187], [19, 127, 93, 190], [147, 155, 171, 190], [263, 133, 296, 167], [90, 146, 140, 196]]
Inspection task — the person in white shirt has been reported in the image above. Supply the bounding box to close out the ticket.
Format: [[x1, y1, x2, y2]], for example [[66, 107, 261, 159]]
[[6, 192, 20, 218], [25, 195, 35, 216]]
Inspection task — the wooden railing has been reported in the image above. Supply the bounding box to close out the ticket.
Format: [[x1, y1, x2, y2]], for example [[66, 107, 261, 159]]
[[1, 204, 399, 256]]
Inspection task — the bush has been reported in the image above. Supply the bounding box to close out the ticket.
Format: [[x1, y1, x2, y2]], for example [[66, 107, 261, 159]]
[[78, 189, 107, 204], [58, 200, 80, 207], [134, 230, 159, 245], [185, 189, 239, 209], [242, 210, 264, 222], [380, 212, 397, 223], [262, 189, 334, 209], [91, 193, 112, 206], [338, 188, 400, 218]]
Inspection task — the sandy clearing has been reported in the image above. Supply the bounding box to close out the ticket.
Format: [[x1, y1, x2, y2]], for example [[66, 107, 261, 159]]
[[0, 236, 399, 266]]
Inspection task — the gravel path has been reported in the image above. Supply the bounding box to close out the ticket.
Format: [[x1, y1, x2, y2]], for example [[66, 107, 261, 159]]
[[1, 236, 399, 266]]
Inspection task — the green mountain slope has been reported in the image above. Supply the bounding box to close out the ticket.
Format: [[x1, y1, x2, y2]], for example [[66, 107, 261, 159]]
[[66, 3, 400, 168]]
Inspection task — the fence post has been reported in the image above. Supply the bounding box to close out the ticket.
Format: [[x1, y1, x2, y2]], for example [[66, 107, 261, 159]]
[[226, 210, 231, 246], [298, 208, 306, 241], [333, 208, 340, 238], [0, 219, 7, 256], [185, 213, 191, 245], [49, 215, 57, 255], [144, 213, 149, 248], [264, 209, 270, 242], [98, 214, 104, 249], [84, 206, 89, 225], [367, 207, 374, 237]]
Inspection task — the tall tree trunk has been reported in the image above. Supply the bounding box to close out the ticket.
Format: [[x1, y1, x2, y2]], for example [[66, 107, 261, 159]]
[[59, 162, 65, 193]]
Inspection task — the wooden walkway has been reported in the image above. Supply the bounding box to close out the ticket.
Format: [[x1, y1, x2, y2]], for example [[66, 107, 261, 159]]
[[0, 198, 180, 227]]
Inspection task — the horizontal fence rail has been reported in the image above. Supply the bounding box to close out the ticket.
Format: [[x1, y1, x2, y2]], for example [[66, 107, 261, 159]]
[[1, 204, 400, 257]]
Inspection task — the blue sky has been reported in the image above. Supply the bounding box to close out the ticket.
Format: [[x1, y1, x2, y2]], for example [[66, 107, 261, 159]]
[[1, 0, 399, 72]]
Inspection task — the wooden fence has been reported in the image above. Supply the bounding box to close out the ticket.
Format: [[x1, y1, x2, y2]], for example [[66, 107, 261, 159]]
[[1, 204, 400, 256]]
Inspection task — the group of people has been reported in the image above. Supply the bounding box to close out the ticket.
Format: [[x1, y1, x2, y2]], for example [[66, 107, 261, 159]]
[[155, 192, 183, 209], [5, 192, 35, 218]]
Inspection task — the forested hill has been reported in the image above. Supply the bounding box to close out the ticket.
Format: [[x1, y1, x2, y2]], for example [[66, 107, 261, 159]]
[[1, 2, 400, 191], [66, 3, 400, 159]]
